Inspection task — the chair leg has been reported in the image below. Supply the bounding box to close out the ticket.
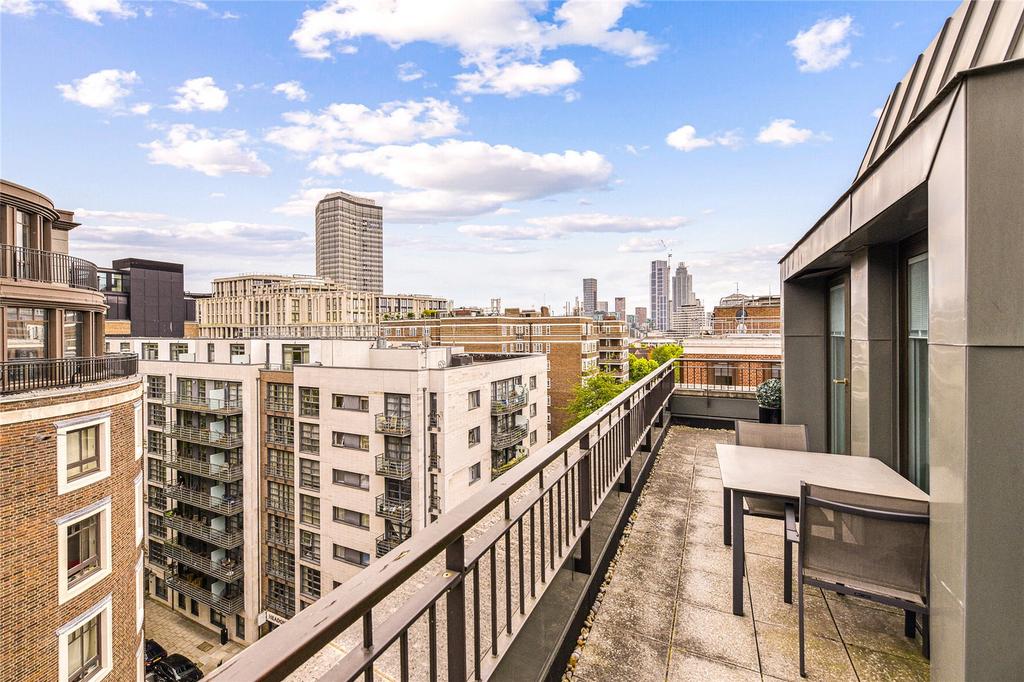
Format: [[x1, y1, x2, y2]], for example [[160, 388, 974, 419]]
[[798, 581, 806, 677], [784, 537, 793, 604], [904, 610, 916, 638]]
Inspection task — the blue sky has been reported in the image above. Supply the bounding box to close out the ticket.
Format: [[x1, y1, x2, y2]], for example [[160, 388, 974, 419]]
[[1, 0, 956, 311]]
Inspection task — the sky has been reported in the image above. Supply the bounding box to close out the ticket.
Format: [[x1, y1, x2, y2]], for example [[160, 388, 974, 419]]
[[0, 0, 957, 312]]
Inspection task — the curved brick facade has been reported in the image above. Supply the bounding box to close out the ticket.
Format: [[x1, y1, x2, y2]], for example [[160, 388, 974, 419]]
[[0, 378, 143, 682]]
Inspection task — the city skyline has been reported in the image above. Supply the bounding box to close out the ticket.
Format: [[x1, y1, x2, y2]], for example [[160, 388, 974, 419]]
[[0, 1, 957, 309]]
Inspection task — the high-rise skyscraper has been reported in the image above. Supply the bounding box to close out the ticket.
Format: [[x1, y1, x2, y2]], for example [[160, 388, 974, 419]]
[[582, 278, 597, 315], [650, 260, 670, 331], [635, 306, 648, 327], [614, 297, 626, 320], [315, 191, 383, 293], [672, 262, 696, 311]]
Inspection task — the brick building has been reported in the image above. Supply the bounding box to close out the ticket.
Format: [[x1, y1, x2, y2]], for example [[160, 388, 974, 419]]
[[0, 179, 143, 682]]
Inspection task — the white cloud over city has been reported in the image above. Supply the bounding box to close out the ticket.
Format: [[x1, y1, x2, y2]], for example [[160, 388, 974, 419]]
[[756, 118, 830, 146], [458, 213, 688, 241], [142, 125, 271, 176], [170, 76, 229, 112], [57, 69, 139, 109], [789, 16, 856, 73]]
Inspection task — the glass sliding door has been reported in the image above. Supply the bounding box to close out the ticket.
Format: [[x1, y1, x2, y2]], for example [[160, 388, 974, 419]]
[[906, 253, 929, 491], [828, 282, 849, 454]]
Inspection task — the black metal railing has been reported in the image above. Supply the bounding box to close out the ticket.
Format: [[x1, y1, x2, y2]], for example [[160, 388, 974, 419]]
[[674, 357, 782, 395], [165, 575, 244, 614], [0, 353, 137, 395], [376, 530, 411, 558], [164, 392, 243, 414], [491, 388, 529, 415], [0, 244, 98, 290], [164, 513, 243, 549], [375, 413, 411, 436], [375, 454, 412, 479], [375, 492, 412, 523], [209, 358, 676, 682], [491, 422, 529, 450]]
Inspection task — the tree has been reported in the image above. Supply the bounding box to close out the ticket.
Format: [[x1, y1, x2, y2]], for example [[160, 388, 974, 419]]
[[650, 343, 684, 365], [566, 373, 628, 425], [628, 353, 659, 382]]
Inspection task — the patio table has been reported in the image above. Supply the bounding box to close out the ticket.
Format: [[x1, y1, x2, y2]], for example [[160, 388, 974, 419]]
[[716, 443, 929, 616]]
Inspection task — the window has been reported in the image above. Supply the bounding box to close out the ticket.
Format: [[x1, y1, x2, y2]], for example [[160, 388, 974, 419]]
[[66, 425, 100, 482], [155, 577, 167, 600], [332, 469, 369, 489], [332, 431, 368, 451], [210, 610, 225, 627], [65, 611, 102, 682], [333, 544, 370, 567], [300, 565, 322, 599], [63, 310, 85, 358], [5, 307, 48, 359], [267, 481, 294, 513], [134, 473, 143, 546], [229, 343, 245, 357], [170, 343, 189, 361], [282, 344, 309, 369], [333, 506, 370, 529], [136, 554, 144, 632], [147, 404, 165, 427], [530, 430, 537, 445], [299, 387, 319, 417], [299, 494, 320, 527], [142, 343, 158, 360], [299, 458, 320, 491], [904, 251, 930, 492], [333, 393, 369, 411], [469, 463, 481, 483], [529, 375, 538, 390], [191, 599, 199, 616], [468, 426, 480, 447], [59, 500, 111, 604], [267, 448, 293, 477], [300, 530, 320, 564], [146, 375, 165, 399], [299, 423, 319, 454], [468, 390, 481, 410], [530, 403, 537, 417], [236, 615, 245, 640]]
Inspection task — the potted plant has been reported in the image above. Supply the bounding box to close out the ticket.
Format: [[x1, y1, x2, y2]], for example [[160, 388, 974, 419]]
[[756, 378, 782, 424]]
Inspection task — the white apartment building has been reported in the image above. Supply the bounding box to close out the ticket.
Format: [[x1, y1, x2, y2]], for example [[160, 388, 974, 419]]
[[120, 337, 547, 642]]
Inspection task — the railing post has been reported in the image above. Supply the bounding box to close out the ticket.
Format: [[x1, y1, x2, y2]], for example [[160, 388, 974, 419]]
[[573, 434, 593, 575], [619, 420, 633, 493], [445, 536, 468, 682]]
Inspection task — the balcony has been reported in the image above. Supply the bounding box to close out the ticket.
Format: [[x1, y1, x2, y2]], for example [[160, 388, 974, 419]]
[[265, 397, 294, 413], [265, 527, 294, 548], [375, 454, 411, 479], [166, 452, 243, 482], [164, 513, 243, 549], [0, 353, 137, 396], [428, 454, 440, 472], [264, 462, 293, 480], [491, 422, 529, 450], [375, 530, 411, 558], [375, 413, 411, 436], [491, 447, 528, 479], [164, 392, 243, 415], [165, 542, 243, 583], [0, 244, 98, 290], [164, 423, 243, 449], [266, 497, 295, 516], [374, 493, 411, 523], [265, 429, 294, 448], [164, 483, 242, 516], [491, 387, 528, 414], [428, 412, 441, 430], [266, 596, 295, 620], [266, 562, 295, 583], [165, 575, 244, 615], [428, 494, 441, 512]]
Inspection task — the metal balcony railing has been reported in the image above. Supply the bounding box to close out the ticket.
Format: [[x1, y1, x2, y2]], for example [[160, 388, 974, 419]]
[[266, 596, 295, 619], [265, 397, 294, 413], [375, 413, 411, 436], [491, 388, 528, 414], [674, 358, 782, 396], [0, 353, 137, 395], [165, 575, 244, 614], [428, 412, 441, 430], [428, 454, 440, 472], [265, 429, 294, 447], [165, 542, 243, 583], [429, 494, 441, 512], [164, 423, 243, 449], [164, 483, 243, 516], [491, 448, 529, 479], [266, 562, 295, 583], [375, 531, 411, 558], [0, 244, 98, 290], [491, 423, 529, 450], [375, 454, 411, 479], [166, 452, 243, 482], [147, 443, 168, 459], [375, 493, 412, 523], [207, 358, 677, 682], [164, 392, 243, 415], [264, 463, 293, 480], [266, 497, 295, 516], [265, 528, 294, 548], [164, 513, 243, 549]]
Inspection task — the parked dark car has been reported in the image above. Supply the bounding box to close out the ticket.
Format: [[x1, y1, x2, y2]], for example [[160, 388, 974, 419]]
[[152, 654, 204, 682], [144, 640, 168, 669]]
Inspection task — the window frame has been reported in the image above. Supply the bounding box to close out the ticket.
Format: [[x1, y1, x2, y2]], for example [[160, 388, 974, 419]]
[[58, 594, 112, 682], [57, 414, 112, 495], [59, 498, 113, 605]]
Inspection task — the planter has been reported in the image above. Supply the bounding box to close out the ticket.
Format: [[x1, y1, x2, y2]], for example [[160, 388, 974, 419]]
[[758, 406, 781, 424]]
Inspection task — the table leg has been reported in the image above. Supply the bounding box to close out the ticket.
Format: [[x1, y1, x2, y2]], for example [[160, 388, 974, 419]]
[[723, 488, 732, 546], [732, 491, 744, 616]]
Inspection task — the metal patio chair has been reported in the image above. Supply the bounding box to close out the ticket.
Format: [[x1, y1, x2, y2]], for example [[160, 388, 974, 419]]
[[734, 420, 808, 602], [793, 482, 930, 677]]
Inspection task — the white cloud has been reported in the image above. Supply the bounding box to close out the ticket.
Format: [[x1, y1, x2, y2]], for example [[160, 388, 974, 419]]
[[209, 192, 226, 198], [73, 208, 172, 222], [665, 125, 742, 152], [57, 69, 139, 109], [170, 76, 229, 112], [756, 118, 829, 146], [397, 62, 425, 82], [266, 98, 463, 153], [788, 15, 855, 73], [459, 213, 688, 241], [272, 187, 340, 217], [871, 107, 883, 119], [142, 124, 270, 176], [617, 236, 674, 253], [272, 80, 309, 102], [130, 102, 152, 115], [221, 11, 239, 19], [62, 0, 135, 23], [290, 0, 660, 97], [173, 0, 208, 9], [1, 0, 40, 16], [624, 144, 649, 156], [454, 58, 581, 98]]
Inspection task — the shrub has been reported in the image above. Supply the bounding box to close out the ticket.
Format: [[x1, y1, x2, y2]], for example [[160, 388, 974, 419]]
[[756, 378, 782, 408]]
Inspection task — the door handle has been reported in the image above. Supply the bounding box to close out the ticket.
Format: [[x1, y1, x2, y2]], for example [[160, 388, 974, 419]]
[[832, 378, 849, 385]]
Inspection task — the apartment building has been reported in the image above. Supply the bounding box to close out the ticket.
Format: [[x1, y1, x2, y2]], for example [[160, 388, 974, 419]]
[[582, 278, 597, 315], [127, 337, 546, 641], [649, 260, 670, 331], [382, 308, 627, 435], [98, 258, 193, 338], [0, 180, 144, 682], [195, 273, 450, 339], [315, 191, 383, 293]]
